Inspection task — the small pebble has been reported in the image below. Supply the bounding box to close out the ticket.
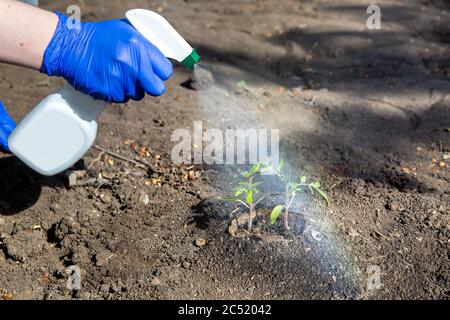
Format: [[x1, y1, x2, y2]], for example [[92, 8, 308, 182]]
[[68, 172, 78, 187], [100, 193, 112, 204], [100, 284, 110, 293], [95, 250, 114, 267], [151, 277, 162, 286], [348, 227, 359, 238], [50, 203, 61, 213], [139, 193, 150, 205], [195, 237, 206, 248]]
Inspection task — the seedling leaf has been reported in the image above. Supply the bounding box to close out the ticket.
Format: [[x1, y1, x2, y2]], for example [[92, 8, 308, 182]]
[[309, 182, 330, 205], [241, 171, 250, 178], [249, 163, 261, 175], [246, 192, 254, 205], [242, 163, 261, 178], [311, 181, 321, 188], [234, 188, 246, 197], [269, 205, 284, 225], [300, 176, 307, 184]]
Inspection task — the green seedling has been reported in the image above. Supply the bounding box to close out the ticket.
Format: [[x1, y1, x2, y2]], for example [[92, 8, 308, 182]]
[[269, 160, 329, 230], [222, 161, 330, 234], [222, 163, 266, 232]]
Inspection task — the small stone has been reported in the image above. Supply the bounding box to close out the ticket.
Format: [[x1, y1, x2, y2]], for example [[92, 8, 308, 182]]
[[68, 172, 78, 188], [139, 193, 150, 205], [228, 219, 238, 237], [195, 237, 206, 248], [348, 227, 359, 239], [0, 217, 5, 226], [385, 200, 399, 211], [50, 203, 61, 213], [151, 277, 162, 286], [71, 245, 89, 265], [182, 261, 191, 269], [100, 193, 112, 204], [99, 284, 110, 293], [95, 250, 114, 267], [401, 167, 411, 174], [197, 191, 210, 201], [110, 284, 120, 293]]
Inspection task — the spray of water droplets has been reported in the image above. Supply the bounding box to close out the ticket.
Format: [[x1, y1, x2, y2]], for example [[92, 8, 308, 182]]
[[191, 63, 362, 297]]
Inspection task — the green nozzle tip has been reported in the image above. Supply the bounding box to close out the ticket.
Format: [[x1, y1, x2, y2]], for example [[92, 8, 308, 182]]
[[181, 49, 200, 69]]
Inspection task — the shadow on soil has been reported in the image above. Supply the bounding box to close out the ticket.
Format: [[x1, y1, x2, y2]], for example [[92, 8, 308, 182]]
[[191, 2, 450, 192], [193, 2, 449, 89], [281, 101, 450, 192], [0, 156, 64, 215]]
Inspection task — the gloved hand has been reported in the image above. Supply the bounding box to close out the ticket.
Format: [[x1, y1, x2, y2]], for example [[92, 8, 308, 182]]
[[0, 101, 16, 152], [40, 12, 173, 103]]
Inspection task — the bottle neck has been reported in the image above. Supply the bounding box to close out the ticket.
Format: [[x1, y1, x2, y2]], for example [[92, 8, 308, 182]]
[[57, 85, 106, 122]]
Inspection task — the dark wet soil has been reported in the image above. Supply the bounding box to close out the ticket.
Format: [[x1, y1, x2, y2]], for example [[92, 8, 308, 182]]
[[0, 0, 449, 299]]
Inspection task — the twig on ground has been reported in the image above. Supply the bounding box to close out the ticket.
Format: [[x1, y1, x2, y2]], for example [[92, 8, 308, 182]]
[[92, 179, 108, 195], [329, 178, 343, 190], [67, 176, 109, 189], [371, 228, 390, 241], [94, 145, 148, 170]]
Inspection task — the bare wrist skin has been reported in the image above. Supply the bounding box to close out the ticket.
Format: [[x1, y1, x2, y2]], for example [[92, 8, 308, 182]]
[[0, 0, 58, 70]]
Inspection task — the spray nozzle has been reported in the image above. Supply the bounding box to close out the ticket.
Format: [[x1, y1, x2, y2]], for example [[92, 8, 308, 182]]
[[126, 9, 200, 71], [181, 49, 201, 69]]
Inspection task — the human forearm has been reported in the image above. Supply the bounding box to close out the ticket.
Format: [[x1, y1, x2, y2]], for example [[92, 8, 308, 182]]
[[0, 0, 58, 70], [0, 4, 173, 103]]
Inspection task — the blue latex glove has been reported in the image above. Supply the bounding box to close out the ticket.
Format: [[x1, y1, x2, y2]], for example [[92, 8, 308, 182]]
[[0, 101, 16, 152], [41, 12, 173, 103]]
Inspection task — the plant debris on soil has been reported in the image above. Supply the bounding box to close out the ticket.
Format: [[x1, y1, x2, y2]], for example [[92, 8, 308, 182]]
[[0, 0, 449, 300]]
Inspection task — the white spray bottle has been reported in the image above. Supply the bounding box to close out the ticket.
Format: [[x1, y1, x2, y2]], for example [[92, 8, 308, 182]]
[[8, 9, 200, 176]]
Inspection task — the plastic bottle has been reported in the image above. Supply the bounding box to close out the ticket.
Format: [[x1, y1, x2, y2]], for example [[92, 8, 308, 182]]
[[8, 9, 200, 176]]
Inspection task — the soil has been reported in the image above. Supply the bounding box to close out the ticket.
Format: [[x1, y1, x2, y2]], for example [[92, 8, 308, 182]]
[[0, 0, 449, 300]]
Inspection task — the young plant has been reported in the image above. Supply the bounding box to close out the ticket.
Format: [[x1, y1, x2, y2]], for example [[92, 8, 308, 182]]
[[269, 160, 329, 230], [222, 163, 265, 232]]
